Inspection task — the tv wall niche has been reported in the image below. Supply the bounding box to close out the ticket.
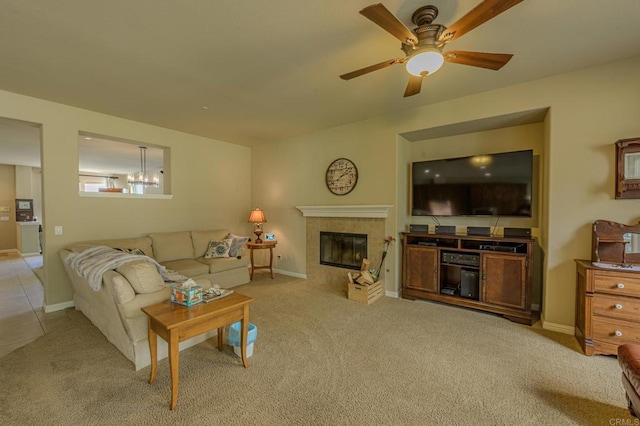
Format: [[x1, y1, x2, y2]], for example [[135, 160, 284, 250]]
[[411, 150, 533, 217]]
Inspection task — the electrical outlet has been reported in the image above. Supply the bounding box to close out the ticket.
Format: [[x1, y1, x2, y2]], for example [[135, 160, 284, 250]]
[[55, 226, 63, 235]]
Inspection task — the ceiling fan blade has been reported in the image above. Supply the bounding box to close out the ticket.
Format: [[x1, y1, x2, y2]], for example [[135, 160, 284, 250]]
[[404, 75, 423, 97], [360, 3, 417, 45], [439, 0, 525, 43], [340, 58, 402, 80], [444, 50, 513, 70]]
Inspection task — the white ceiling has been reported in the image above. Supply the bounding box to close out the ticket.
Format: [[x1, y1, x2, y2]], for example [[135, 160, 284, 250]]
[[1, 0, 640, 172]]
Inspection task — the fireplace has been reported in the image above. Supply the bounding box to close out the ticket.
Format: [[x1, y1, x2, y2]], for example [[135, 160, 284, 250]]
[[297, 205, 391, 284], [320, 231, 367, 270]]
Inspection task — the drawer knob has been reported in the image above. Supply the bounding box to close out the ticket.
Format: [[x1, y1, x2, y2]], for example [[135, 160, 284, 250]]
[[615, 304, 624, 310], [615, 330, 623, 337], [617, 283, 625, 289]]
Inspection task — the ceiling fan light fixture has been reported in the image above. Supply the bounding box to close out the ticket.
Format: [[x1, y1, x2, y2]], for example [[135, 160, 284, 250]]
[[406, 49, 444, 77]]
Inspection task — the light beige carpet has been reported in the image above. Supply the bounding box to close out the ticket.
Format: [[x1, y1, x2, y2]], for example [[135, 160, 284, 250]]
[[0, 272, 633, 425]]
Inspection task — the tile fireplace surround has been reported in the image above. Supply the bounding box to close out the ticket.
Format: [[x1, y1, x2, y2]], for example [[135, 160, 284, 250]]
[[297, 205, 392, 286]]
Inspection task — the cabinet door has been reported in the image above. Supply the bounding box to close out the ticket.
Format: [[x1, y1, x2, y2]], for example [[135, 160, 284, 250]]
[[405, 246, 438, 293], [482, 253, 527, 310]]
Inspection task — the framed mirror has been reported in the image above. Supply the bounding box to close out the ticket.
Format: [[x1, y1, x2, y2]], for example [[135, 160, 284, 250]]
[[616, 137, 640, 199]]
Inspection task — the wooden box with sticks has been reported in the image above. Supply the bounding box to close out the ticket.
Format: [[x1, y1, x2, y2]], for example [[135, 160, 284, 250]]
[[347, 279, 383, 305], [347, 259, 384, 305]]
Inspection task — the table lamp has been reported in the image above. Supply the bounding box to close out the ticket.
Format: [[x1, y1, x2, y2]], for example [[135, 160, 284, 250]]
[[248, 208, 267, 243]]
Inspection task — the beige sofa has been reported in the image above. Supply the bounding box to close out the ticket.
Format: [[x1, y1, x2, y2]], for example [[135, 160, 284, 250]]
[[60, 229, 250, 370]]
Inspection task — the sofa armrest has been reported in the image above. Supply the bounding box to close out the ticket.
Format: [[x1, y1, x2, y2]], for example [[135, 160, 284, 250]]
[[103, 270, 136, 305], [119, 288, 172, 319]]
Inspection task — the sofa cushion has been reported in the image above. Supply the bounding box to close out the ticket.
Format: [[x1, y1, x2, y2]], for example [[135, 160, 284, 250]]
[[204, 239, 232, 258], [225, 233, 250, 257], [191, 229, 229, 258], [67, 237, 154, 257], [149, 231, 194, 263], [161, 259, 209, 277], [197, 256, 250, 274], [116, 261, 165, 294]]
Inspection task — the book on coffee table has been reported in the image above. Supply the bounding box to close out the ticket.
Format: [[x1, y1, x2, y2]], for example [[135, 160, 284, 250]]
[[202, 288, 233, 303]]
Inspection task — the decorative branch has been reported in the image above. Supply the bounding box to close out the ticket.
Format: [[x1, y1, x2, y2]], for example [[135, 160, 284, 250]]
[[373, 236, 396, 281]]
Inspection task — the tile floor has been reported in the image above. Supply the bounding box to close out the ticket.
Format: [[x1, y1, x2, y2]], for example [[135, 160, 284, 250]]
[[0, 252, 67, 358]]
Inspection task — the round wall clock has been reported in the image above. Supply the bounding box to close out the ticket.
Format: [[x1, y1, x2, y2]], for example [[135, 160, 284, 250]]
[[326, 158, 358, 195]]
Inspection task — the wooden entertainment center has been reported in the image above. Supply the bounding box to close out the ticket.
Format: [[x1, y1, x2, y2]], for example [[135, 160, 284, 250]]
[[401, 232, 536, 325]]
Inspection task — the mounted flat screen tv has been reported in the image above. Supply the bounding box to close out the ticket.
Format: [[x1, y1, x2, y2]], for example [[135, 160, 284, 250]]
[[411, 150, 533, 217]]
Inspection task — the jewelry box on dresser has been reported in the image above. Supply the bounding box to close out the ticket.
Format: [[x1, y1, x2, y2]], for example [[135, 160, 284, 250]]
[[575, 220, 640, 356]]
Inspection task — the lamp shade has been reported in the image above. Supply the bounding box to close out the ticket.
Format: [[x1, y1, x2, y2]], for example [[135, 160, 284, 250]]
[[405, 49, 444, 77], [248, 208, 267, 223]]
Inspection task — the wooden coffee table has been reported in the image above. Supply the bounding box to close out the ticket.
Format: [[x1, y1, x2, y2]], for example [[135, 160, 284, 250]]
[[141, 292, 255, 410]]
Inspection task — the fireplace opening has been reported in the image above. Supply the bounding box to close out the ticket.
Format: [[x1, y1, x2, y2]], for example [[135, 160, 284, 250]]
[[320, 231, 367, 270]]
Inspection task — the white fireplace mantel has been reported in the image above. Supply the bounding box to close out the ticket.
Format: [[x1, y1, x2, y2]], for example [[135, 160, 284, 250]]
[[296, 205, 393, 218]]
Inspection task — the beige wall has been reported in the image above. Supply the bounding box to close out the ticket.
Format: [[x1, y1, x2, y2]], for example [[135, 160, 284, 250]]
[[252, 54, 640, 331], [0, 90, 252, 308], [250, 120, 399, 284], [0, 164, 17, 249]]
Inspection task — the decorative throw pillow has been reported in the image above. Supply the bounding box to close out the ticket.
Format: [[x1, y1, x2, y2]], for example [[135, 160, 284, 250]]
[[225, 233, 250, 257], [116, 261, 165, 294], [204, 239, 233, 259], [115, 247, 146, 256]]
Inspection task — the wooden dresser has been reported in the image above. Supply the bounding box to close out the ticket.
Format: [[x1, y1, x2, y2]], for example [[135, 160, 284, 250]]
[[575, 259, 640, 355]]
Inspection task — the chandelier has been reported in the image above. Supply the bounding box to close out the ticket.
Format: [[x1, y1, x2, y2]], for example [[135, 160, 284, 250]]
[[127, 146, 159, 188]]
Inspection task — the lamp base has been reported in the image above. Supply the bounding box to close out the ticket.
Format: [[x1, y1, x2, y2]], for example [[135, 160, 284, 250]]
[[254, 230, 263, 244]]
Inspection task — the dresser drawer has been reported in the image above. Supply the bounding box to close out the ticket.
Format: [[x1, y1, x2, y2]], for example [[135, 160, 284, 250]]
[[592, 316, 640, 346], [594, 271, 640, 297], [593, 293, 640, 322]]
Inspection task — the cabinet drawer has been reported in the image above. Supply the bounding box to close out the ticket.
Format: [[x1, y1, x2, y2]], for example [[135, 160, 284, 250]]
[[594, 271, 640, 297], [592, 316, 640, 346], [593, 294, 640, 322]]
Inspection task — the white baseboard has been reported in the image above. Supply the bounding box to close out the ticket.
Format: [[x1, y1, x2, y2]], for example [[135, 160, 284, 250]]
[[0, 249, 19, 254], [273, 269, 307, 279], [385, 290, 399, 298], [44, 300, 75, 313], [542, 320, 575, 335]]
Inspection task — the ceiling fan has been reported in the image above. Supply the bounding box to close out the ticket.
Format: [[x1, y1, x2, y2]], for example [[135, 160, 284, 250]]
[[340, 0, 526, 97]]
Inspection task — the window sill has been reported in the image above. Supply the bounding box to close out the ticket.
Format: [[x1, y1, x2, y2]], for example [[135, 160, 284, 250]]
[[78, 192, 173, 200]]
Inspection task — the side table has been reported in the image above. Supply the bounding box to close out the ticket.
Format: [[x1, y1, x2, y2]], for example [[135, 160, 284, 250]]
[[247, 241, 277, 279], [141, 292, 255, 410]]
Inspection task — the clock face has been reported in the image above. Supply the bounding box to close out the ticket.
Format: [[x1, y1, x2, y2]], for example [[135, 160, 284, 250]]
[[326, 158, 358, 195]]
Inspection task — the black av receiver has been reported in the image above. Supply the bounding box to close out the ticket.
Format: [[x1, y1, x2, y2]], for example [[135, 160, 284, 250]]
[[441, 252, 480, 267], [479, 244, 517, 253]]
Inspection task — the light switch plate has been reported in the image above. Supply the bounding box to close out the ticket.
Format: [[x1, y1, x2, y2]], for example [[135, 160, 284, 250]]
[[0, 206, 9, 212], [55, 226, 63, 235], [0, 216, 9, 221]]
